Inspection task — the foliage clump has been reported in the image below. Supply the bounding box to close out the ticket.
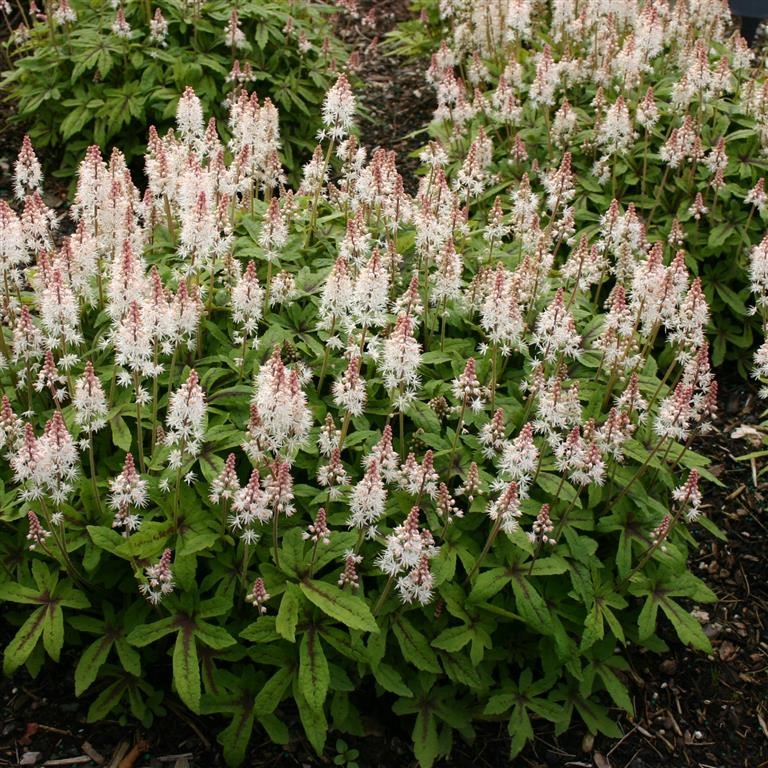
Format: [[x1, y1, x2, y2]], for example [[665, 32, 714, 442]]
[[2, 0, 763, 765], [1, 0, 347, 175], [392, 0, 768, 374]]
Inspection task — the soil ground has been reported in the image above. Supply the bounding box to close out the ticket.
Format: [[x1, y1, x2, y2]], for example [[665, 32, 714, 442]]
[[1, 2, 767, 767]]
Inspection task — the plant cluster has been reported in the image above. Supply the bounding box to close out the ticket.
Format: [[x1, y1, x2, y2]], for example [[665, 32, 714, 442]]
[[739, 219, 768, 468], [1, 0, 347, 176], [0, 63, 724, 764], [391, 0, 768, 375]]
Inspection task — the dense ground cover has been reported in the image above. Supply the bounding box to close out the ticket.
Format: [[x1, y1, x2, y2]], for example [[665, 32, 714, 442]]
[[0, 1, 767, 767]]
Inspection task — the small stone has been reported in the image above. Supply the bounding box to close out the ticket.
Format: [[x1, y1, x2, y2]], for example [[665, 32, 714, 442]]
[[660, 659, 677, 675]]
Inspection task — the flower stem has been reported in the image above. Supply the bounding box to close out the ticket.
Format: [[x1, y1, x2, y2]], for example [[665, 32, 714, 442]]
[[465, 516, 503, 585], [372, 575, 395, 617], [272, 510, 281, 569], [133, 372, 145, 473]]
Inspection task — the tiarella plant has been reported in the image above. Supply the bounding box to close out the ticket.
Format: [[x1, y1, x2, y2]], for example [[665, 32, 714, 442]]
[[1, 0, 348, 176], [392, 0, 768, 375], [0, 4, 751, 764]]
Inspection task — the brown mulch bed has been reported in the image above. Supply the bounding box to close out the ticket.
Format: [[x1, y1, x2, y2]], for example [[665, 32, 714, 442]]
[[336, 0, 435, 192]]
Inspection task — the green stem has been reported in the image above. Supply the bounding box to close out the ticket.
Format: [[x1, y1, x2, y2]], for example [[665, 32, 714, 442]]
[[316, 317, 337, 392], [338, 411, 352, 450], [88, 431, 103, 516], [307, 539, 320, 580], [372, 575, 395, 616], [263, 260, 273, 317], [610, 436, 666, 507], [272, 509, 281, 569], [446, 400, 467, 479], [490, 343, 498, 412], [241, 540, 251, 591], [238, 332, 249, 381], [465, 516, 503, 585], [133, 372, 145, 473]]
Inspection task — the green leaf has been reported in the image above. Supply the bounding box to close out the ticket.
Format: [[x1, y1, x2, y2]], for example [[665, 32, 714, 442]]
[[86, 523, 126, 554], [0, 582, 45, 604], [218, 704, 254, 767], [511, 576, 552, 636], [659, 597, 713, 653], [261, 713, 290, 745], [194, 621, 235, 650], [536, 472, 579, 503], [715, 284, 747, 315], [173, 627, 201, 713], [440, 651, 484, 688], [254, 667, 293, 715], [115, 637, 141, 676], [60, 107, 92, 140], [468, 567, 511, 603], [507, 704, 534, 758], [529, 556, 569, 576], [637, 594, 659, 641], [110, 415, 132, 451], [573, 696, 622, 738], [75, 636, 114, 695], [392, 616, 441, 673], [372, 662, 412, 696], [127, 617, 177, 646], [318, 626, 368, 663], [484, 693, 516, 716], [296, 689, 327, 756], [87, 680, 127, 722], [299, 630, 330, 711], [178, 532, 219, 556], [276, 583, 302, 642], [431, 625, 473, 652], [42, 604, 64, 662], [580, 607, 603, 651], [3, 607, 46, 675], [277, 527, 305, 577], [299, 580, 379, 633], [240, 616, 281, 643], [596, 665, 634, 714], [413, 709, 440, 768]]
